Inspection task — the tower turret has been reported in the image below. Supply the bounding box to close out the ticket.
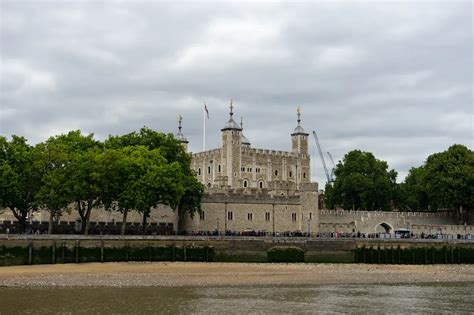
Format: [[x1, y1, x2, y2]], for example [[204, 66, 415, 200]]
[[291, 107, 309, 154], [176, 115, 189, 151], [221, 100, 242, 188]]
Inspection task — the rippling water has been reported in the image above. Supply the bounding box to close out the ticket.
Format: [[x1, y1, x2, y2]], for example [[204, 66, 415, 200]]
[[2, 283, 473, 314]]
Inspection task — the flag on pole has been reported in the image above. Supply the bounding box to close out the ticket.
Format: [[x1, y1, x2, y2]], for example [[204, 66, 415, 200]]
[[204, 103, 209, 119]]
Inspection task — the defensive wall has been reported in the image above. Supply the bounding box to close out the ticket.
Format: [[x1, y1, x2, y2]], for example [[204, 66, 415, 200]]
[[318, 209, 465, 235], [1, 235, 473, 265], [180, 185, 318, 234]]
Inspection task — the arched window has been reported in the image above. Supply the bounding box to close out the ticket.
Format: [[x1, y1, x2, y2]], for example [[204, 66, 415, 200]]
[[198, 168, 201, 175], [259, 181, 264, 189], [207, 166, 211, 174], [218, 164, 221, 172], [289, 171, 292, 177], [274, 170, 278, 176], [243, 180, 248, 188], [303, 172, 306, 178], [207, 182, 211, 188]]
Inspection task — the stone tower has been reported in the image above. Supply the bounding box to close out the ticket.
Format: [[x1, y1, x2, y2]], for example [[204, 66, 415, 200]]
[[176, 115, 189, 151], [291, 107, 309, 155], [221, 100, 242, 188], [291, 107, 310, 188]]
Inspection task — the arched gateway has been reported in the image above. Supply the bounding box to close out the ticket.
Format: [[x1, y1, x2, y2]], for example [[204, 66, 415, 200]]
[[375, 222, 393, 234]]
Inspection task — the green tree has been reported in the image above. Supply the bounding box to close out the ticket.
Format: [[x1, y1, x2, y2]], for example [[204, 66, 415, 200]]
[[399, 144, 473, 223], [34, 138, 72, 234], [423, 145, 473, 222], [35, 130, 102, 234], [399, 166, 430, 211], [63, 131, 103, 234], [106, 127, 203, 233], [0, 136, 40, 232], [325, 150, 397, 211], [101, 146, 186, 235]]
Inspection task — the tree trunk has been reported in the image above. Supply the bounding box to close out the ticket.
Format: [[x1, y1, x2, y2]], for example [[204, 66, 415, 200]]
[[121, 209, 128, 236], [84, 199, 93, 235], [11, 208, 28, 233], [142, 210, 149, 235]]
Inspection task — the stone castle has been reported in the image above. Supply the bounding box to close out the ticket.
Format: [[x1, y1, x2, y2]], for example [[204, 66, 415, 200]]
[[177, 102, 319, 234], [1, 102, 471, 236]]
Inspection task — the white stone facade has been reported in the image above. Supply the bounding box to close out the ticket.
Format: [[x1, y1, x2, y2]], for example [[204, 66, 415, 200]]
[[179, 104, 320, 234]]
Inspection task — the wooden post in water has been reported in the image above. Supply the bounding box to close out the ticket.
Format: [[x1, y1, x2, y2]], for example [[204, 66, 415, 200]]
[[148, 242, 152, 262], [101, 240, 104, 263], [75, 240, 80, 263], [62, 242, 65, 263], [125, 241, 129, 262], [28, 241, 33, 265], [52, 241, 56, 264]]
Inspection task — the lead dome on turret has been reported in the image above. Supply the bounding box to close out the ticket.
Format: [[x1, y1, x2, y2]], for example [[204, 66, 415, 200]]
[[292, 125, 306, 134], [221, 100, 242, 131]]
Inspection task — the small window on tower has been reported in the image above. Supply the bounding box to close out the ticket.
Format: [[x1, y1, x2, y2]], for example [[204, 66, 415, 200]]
[[198, 168, 201, 175], [303, 172, 306, 178], [275, 170, 278, 176], [218, 165, 221, 172], [208, 166, 211, 174], [289, 171, 292, 177], [292, 213, 297, 222]]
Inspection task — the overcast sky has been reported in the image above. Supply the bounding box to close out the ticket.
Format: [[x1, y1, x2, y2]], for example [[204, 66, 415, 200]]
[[1, 1, 472, 186]]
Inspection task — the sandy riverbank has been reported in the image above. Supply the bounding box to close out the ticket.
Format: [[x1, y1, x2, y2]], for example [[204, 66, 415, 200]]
[[0, 262, 473, 287]]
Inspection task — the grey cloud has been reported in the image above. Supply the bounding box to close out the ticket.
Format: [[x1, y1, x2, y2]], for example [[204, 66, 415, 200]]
[[0, 1, 472, 186]]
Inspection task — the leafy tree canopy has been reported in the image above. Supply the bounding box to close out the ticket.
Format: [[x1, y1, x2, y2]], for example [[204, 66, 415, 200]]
[[0, 135, 39, 231], [400, 144, 473, 222], [325, 150, 397, 211]]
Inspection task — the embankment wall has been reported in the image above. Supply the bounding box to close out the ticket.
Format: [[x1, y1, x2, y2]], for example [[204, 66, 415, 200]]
[[1, 236, 473, 265]]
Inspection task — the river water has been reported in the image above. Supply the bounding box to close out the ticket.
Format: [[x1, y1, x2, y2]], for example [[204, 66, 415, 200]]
[[2, 283, 473, 314]]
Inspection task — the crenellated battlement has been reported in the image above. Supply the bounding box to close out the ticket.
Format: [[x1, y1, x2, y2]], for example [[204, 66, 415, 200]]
[[319, 209, 456, 218], [192, 148, 221, 158]]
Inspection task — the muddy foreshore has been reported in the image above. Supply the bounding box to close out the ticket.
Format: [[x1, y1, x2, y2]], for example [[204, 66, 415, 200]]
[[0, 262, 473, 287]]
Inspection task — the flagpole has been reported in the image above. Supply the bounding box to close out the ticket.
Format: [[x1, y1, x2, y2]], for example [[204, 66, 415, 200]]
[[203, 103, 206, 152]]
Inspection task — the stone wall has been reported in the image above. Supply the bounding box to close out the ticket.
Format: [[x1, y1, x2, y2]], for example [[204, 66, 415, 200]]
[[319, 209, 460, 234], [181, 184, 319, 234], [0, 205, 178, 232]]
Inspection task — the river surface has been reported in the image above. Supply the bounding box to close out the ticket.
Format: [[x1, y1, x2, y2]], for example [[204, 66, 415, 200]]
[[2, 283, 473, 314]]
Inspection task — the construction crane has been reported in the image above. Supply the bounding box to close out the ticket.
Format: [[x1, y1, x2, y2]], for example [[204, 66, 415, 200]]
[[312, 131, 333, 184], [327, 151, 336, 180]]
